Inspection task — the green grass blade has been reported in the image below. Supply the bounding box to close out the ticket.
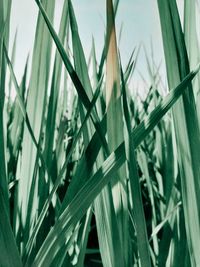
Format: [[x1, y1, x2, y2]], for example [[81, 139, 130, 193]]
[[91, 38, 104, 119], [7, 29, 17, 110], [35, 0, 110, 156], [58, 64, 199, 224], [104, 0, 129, 266], [0, 41, 9, 213], [121, 63, 151, 267], [0, 193, 22, 267], [44, 0, 69, 169], [0, 0, 11, 214], [32, 65, 199, 266], [0, 4, 22, 264], [68, 3, 110, 266], [184, 0, 200, 123], [98, 0, 120, 80], [68, 0, 93, 102], [75, 209, 93, 267], [15, 0, 55, 250], [36, 3, 127, 266], [4, 46, 49, 174], [34, 0, 96, 113], [24, 81, 102, 264], [8, 57, 28, 158], [157, 0, 200, 265], [68, 0, 95, 150]]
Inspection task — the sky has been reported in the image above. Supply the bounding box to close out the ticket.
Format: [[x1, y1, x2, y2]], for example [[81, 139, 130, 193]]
[[9, 0, 167, 91]]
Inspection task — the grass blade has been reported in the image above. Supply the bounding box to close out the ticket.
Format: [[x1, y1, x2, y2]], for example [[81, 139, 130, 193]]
[[34, 0, 110, 155], [103, 0, 129, 266], [15, 0, 55, 251], [121, 62, 151, 267], [32, 64, 199, 266], [157, 1, 200, 265]]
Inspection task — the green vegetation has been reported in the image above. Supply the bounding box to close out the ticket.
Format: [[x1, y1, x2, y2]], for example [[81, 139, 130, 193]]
[[1, 0, 200, 266]]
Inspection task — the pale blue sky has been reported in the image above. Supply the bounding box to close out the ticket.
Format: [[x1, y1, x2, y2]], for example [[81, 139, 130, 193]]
[[10, 0, 167, 90]]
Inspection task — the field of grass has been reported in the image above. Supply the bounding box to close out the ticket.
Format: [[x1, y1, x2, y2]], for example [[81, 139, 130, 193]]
[[1, 0, 200, 266]]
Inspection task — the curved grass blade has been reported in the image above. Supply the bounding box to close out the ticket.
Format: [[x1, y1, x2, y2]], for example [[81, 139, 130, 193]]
[[68, 3, 110, 266], [4, 45, 48, 175], [32, 64, 200, 266], [44, 0, 69, 170], [121, 63, 151, 267], [34, 0, 110, 154], [24, 79, 102, 264], [157, 1, 200, 265], [68, 0, 95, 146], [0, 3, 22, 265], [8, 56, 28, 158], [16, 0, 56, 248]]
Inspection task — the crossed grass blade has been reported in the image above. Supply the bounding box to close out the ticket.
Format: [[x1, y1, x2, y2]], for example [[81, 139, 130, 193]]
[[32, 63, 200, 266], [157, 0, 200, 265], [121, 62, 151, 267]]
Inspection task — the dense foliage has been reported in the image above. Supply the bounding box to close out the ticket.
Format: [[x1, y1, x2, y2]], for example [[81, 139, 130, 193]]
[[0, 0, 200, 266]]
